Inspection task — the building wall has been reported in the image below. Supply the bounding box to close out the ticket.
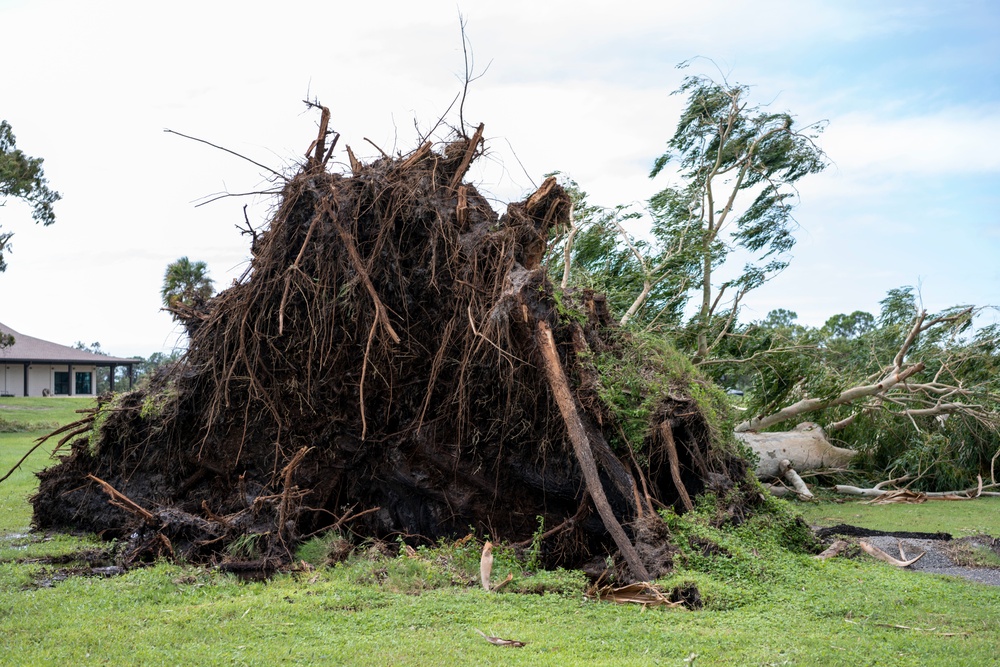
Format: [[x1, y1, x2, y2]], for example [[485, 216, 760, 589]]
[[23, 364, 98, 397], [1, 365, 25, 396], [27, 365, 50, 396]]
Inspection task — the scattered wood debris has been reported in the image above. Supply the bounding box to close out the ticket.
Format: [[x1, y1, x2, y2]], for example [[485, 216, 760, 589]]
[[586, 581, 685, 608], [474, 629, 526, 647]]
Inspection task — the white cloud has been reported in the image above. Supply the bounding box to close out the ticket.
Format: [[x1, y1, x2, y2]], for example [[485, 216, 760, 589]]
[[823, 108, 1000, 175]]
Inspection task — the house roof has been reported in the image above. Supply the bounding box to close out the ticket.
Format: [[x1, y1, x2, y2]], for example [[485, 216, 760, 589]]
[[0, 322, 137, 365]]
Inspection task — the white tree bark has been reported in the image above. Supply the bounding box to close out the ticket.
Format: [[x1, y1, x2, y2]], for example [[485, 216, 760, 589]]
[[779, 459, 814, 500], [735, 364, 924, 433], [736, 422, 856, 479]]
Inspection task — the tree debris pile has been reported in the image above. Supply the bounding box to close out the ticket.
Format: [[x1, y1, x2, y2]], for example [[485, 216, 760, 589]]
[[32, 121, 760, 580]]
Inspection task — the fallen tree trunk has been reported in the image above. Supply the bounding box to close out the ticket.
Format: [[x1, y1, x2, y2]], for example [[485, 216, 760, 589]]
[[735, 422, 855, 479], [778, 460, 814, 500]]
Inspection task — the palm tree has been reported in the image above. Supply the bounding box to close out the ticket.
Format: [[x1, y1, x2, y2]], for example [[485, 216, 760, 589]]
[[161, 257, 214, 323]]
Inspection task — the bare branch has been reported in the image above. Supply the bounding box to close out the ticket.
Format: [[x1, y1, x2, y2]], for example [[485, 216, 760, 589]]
[[163, 129, 283, 179], [736, 362, 925, 433]]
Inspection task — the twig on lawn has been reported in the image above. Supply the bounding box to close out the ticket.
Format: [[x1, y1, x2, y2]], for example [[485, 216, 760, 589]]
[[474, 628, 526, 647]]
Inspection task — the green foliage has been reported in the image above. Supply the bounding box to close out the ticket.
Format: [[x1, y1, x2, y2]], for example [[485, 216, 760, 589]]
[[133, 350, 183, 387], [545, 177, 693, 328], [656, 493, 816, 609], [225, 533, 265, 560], [161, 256, 215, 321], [0, 120, 60, 272], [589, 332, 703, 452], [524, 516, 545, 571], [139, 383, 177, 421], [87, 393, 131, 455], [822, 310, 876, 340], [549, 68, 827, 366], [649, 67, 828, 358], [296, 531, 341, 566], [709, 289, 1000, 490], [550, 287, 586, 325]]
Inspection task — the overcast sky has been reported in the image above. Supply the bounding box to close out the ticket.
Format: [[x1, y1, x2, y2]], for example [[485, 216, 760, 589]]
[[2, 0, 998, 357]]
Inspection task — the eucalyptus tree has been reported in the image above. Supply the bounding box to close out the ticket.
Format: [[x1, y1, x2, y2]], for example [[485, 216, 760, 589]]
[[0, 120, 60, 272], [725, 292, 1000, 491], [649, 70, 828, 360]]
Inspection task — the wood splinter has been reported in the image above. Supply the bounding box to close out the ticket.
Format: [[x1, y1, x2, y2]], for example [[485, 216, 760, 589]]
[[480, 541, 494, 591], [859, 540, 925, 567], [474, 629, 526, 648]]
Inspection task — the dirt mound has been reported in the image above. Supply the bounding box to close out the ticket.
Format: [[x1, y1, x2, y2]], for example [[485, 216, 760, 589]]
[[31, 114, 758, 580]]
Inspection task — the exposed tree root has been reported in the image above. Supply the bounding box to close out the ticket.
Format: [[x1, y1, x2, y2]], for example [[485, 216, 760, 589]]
[[29, 110, 759, 580]]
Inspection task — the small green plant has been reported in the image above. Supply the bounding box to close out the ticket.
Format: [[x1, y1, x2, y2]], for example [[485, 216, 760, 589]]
[[87, 394, 127, 454], [551, 287, 587, 325], [225, 533, 264, 560], [139, 383, 177, 421], [524, 516, 545, 571], [296, 530, 353, 566]]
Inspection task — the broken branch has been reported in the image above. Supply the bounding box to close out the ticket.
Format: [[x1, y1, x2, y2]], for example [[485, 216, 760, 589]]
[[536, 320, 651, 582]]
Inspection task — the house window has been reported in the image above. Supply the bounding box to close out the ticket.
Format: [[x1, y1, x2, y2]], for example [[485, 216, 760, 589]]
[[75, 372, 92, 395], [54, 372, 70, 395]]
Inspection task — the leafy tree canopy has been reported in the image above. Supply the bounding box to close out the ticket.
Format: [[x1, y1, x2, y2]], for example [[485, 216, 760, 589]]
[[162, 257, 215, 323], [649, 67, 828, 359], [0, 120, 60, 272], [549, 68, 827, 359], [707, 291, 999, 491], [73, 341, 109, 356], [545, 177, 695, 329]]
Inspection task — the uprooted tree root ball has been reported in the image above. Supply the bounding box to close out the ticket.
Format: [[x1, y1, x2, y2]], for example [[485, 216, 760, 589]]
[[31, 114, 766, 581]]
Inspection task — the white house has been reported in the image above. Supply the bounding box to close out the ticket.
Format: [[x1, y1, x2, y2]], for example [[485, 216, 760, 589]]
[[0, 322, 137, 397]]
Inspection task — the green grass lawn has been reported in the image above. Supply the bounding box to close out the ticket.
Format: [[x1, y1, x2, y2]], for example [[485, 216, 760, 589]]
[[2, 397, 999, 666], [0, 397, 95, 531]]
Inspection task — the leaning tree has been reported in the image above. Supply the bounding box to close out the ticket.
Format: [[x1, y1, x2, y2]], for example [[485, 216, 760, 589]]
[[550, 70, 998, 494]]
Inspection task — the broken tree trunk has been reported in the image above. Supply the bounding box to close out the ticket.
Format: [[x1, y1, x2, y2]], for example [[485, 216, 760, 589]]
[[736, 422, 855, 479], [778, 459, 814, 500], [536, 320, 650, 581]]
